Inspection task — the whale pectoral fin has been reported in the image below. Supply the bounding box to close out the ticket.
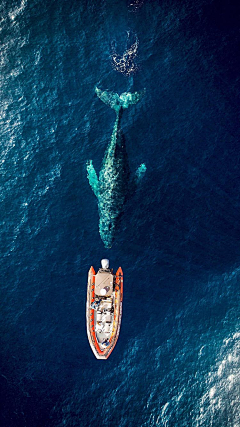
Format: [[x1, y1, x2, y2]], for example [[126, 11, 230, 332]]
[[135, 163, 147, 185], [86, 160, 99, 197]]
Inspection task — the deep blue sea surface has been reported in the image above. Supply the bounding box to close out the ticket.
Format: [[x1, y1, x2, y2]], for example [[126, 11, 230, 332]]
[[1, 0, 240, 426]]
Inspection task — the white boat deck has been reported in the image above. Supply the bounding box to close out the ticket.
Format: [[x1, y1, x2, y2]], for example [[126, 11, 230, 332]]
[[86, 263, 123, 359], [95, 297, 114, 344]]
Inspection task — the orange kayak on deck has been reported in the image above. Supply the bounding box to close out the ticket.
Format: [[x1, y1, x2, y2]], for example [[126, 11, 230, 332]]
[[86, 259, 123, 359]]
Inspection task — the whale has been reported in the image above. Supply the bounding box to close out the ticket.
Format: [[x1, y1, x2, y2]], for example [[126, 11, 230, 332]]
[[87, 87, 146, 248]]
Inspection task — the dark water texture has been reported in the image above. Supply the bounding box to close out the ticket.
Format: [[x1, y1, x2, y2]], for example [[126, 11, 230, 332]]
[[1, 0, 240, 426]]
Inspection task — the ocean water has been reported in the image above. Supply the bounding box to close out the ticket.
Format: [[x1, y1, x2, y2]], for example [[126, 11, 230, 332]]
[[1, 0, 240, 426]]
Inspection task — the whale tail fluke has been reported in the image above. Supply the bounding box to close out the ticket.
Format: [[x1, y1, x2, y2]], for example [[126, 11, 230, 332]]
[[95, 87, 145, 113]]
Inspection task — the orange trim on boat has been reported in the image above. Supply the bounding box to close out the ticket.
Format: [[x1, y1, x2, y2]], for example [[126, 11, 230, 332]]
[[87, 266, 123, 359], [88, 268, 107, 356]]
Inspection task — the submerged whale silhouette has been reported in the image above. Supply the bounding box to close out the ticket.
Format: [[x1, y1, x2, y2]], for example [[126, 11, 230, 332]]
[[87, 87, 146, 248]]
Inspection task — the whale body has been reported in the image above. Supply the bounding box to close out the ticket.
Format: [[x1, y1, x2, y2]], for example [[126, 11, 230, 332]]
[[87, 87, 146, 248]]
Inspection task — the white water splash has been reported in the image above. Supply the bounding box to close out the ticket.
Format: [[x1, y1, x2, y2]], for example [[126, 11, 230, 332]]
[[9, 0, 27, 21]]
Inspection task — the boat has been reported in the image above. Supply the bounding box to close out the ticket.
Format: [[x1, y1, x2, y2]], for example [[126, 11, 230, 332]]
[[86, 259, 123, 359]]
